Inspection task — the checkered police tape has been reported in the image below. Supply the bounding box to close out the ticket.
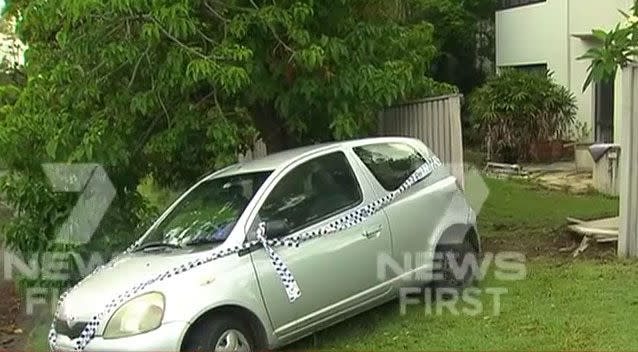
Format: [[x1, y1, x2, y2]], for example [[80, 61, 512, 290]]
[[48, 156, 442, 351]]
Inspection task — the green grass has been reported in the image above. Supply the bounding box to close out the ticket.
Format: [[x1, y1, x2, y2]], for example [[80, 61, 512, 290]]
[[291, 258, 638, 350], [477, 177, 618, 237], [29, 175, 633, 350], [29, 320, 50, 351]]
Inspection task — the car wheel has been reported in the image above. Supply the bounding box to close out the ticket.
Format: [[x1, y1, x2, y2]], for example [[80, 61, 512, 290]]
[[182, 315, 255, 352], [432, 236, 478, 291]]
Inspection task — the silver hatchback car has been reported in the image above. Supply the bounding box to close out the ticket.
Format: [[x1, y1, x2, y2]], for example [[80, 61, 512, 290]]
[[50, 137, 479, 352]]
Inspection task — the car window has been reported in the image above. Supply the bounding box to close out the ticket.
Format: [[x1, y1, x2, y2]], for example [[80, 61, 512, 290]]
[[140, 172, 271, 248], [353, 143, 426, 191], [258, 152, 362, 233]]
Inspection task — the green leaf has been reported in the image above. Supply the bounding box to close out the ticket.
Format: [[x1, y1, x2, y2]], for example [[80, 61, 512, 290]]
[[45, 137, 58, 159], [592, 29, 608, 41]]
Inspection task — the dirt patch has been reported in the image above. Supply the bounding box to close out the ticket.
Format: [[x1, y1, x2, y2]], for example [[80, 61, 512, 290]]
[[0, 282, 29, 352], [490, 162, 597, 194], [530, 170, 595, 194], [483, 228, 617, 260], [0, 200, 28, 351]]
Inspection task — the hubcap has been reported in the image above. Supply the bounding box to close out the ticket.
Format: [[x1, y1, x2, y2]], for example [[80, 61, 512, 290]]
[[214, 329, 251, 352]]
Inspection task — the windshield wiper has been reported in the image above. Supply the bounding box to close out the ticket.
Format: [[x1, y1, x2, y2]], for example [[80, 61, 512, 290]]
[[184, 238, 225, 246], [134, 241, 183, 252]]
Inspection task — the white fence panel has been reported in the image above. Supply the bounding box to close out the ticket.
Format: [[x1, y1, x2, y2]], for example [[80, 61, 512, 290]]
[[237, 139, 268, 162], [619, 64, 638, 257]]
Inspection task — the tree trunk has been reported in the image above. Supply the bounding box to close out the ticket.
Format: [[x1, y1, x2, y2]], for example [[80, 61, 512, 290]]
[[251, 101, 292, 153]]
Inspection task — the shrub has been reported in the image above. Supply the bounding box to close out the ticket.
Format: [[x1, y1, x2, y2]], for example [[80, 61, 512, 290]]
[[469, 70, 577, 162]]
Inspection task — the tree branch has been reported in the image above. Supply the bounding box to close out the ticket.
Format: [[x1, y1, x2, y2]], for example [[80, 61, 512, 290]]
[[208, 0, 254, 13], [151, 16, 230, 61], [151, 16, 218, 60], [196, 28, 217, 45], [203, 1, 230, 22], [144, 52, 156, 90], [128, 45, 150, 88], [98, 60, 131, 83], [195, 90, 216, 107], [156, 90, 171, 128], [246, 0, 294, 54]]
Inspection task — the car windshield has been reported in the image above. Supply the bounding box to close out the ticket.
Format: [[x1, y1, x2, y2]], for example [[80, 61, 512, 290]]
[[138, 171, 271, 249]]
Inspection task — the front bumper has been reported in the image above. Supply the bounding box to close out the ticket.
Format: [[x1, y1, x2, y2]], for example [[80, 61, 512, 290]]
[[52, 321, 189, 351]]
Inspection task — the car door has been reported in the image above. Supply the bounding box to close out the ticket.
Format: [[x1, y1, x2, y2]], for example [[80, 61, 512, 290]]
[[352, 142, 449, 281], [248, 150, 392, 340]]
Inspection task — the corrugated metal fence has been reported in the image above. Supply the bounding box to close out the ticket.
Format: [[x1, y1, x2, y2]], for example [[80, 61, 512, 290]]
[[238, 139, 268, 163], [378, 94, 465, 187], [619, 64, 638, 257], [241, 94, 465, 186]]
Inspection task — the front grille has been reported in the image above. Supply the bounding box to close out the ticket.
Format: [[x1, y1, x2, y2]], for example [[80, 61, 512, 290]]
[[54, 319, 88, 339]]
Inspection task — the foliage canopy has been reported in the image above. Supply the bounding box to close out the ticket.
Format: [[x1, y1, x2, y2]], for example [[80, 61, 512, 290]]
[[410, 0, 495, 93], [0, 0, 454, 259]]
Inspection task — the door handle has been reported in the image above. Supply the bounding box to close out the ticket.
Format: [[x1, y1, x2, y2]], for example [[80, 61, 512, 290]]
[[363, 224, 383, 239]]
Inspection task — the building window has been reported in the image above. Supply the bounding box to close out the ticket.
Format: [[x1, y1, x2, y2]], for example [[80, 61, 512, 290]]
[[498, 0, 546, 10], [504, 63, 548, 76], [595, 81, 614, 143]]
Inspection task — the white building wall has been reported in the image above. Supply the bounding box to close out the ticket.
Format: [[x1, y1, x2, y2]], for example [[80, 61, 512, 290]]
[[0, 32, 24, 66], [0, 18, 25, 67], [569, 0, 631, 34], [496, 1, 569, 85], [496, 0, 632, 142]]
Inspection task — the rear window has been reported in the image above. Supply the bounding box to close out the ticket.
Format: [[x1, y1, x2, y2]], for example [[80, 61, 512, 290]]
[[353, 143, 426, 191]]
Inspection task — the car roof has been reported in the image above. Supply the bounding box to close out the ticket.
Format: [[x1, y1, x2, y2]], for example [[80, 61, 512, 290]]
[[210, 136, 422, 178]]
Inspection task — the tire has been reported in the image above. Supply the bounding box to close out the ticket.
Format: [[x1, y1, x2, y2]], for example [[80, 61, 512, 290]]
[[432, 236, 478, 292], [182, 315, 255, 352]]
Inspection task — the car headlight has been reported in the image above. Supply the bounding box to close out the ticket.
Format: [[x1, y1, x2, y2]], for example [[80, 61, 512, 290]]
[[103, 292, 165, 339]]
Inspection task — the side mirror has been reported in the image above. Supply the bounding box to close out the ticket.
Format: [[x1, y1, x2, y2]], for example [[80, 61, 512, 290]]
[[265, 219, 290, 239]]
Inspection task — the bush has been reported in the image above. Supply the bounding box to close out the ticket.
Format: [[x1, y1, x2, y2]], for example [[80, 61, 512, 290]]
[[469, 70, 577, 162]]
